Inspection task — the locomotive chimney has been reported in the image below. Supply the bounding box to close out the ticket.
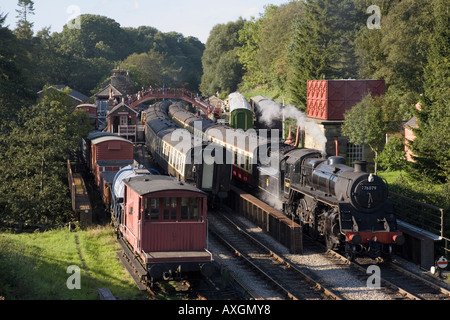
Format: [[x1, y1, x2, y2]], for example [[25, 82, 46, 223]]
[[354, 160, 367, 173]]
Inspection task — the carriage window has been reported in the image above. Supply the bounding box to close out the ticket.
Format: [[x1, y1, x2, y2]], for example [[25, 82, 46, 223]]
[[181, 197, 189, 220], [191, 198, 199, 220], [163, 197, 178, 220], [180, 198, 200, 221], [150, 198, 159, 220], [171, 198, 177, 220], [163, 198, 170, 220], [129, 206, 133, 215], [144, 198, 150, 219]]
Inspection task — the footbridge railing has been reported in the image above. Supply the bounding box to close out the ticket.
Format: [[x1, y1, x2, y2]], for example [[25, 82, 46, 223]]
[[129, 87, 222, 117]]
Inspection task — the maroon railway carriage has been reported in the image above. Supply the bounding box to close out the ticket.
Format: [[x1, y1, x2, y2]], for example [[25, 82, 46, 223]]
[[120, 175, 213, 282]]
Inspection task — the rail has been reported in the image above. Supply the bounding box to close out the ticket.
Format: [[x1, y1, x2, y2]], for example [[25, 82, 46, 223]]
[[209, 210, 341, 300]]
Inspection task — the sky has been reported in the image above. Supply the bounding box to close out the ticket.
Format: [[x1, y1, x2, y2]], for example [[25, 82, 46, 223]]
[[1, 0, 290, 43]]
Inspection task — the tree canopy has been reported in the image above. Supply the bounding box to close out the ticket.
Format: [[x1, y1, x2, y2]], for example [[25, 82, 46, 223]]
[[0, 87, 91, 227], [200, 19, 245, 97], [342, 94, 403, 173]]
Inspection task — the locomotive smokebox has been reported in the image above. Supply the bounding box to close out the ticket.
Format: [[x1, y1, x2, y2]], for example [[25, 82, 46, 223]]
[[353, 160, 367, 173]]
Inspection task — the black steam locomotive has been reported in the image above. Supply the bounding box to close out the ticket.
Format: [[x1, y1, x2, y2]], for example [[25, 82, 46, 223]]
[[257, 144, 405, 260]]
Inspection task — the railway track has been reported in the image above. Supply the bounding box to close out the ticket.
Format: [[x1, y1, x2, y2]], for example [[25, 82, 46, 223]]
[[215, 206, 450, 300], [354, 257, 450, 300], [300, 232, 450, 300], [208, 209, 342, 300]]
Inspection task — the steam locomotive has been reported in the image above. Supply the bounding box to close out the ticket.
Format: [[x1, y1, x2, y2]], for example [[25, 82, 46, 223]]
[[256, 143, 405, 260]]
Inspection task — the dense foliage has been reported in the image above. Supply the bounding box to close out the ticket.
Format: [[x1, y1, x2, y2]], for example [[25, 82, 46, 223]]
[[0, 87, 91, 228], [0, 4, 205, 227], [2, 12, 205, 96], [342, 94, 403, 174], [200, 19, 245, 97]]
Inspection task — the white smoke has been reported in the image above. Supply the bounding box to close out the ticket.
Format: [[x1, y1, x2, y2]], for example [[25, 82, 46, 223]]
[[257, 98, 327, 153]]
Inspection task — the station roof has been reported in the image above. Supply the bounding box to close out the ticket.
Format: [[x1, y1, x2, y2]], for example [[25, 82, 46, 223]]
[[108, 102, 138, 115], [38, 85, 90, 103]]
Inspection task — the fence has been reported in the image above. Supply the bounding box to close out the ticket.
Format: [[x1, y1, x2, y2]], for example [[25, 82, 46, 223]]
[[389, 192, 449, 257], [67, 159, 92, 228]]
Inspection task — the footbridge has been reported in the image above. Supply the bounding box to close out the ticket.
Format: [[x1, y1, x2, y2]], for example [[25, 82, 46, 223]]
[[129, 87, 222, 117]]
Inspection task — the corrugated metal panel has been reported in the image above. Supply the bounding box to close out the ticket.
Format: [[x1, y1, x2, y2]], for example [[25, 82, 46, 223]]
[[307, 80, 385, 120]]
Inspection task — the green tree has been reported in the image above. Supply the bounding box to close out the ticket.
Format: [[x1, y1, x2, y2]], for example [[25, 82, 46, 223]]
[[237, 15, 264, 90], [121, 50, 171, 89], [342, 94, 401, 173], [408, 0, 450, 183], [54, 14, 129, 61], [355, 0, 433, 98], [287, 0, 362, 109], [0, 12, 34, 123], [0, 87, 91, 227], [376, 136, 407, 172], [151, 32, 204, 90], [14, 0, 34, 39], [238, 2, 305, 95], [200, 19, 245, 96]]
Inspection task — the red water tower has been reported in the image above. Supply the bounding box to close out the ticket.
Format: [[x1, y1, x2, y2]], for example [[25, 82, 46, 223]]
[[306, 80, 385, 121]]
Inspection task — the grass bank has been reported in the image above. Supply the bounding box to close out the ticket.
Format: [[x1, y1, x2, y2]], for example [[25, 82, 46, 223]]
[[0, 225, 146, 300], [378, 170, 449, 209]]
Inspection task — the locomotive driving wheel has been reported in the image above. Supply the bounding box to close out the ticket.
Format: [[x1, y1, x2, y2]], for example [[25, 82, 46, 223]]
[[297, 198, 320, 240]]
